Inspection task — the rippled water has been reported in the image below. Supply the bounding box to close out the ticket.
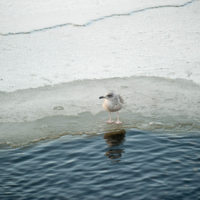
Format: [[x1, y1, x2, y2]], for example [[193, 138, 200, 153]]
[[1, 129, 200, 200]]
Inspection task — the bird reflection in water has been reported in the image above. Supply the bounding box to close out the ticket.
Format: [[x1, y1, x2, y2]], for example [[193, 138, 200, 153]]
[[103, 129, 126, 163]]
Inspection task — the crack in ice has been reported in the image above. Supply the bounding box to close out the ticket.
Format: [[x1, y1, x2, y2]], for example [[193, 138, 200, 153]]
[[0, 0, 198, 36]]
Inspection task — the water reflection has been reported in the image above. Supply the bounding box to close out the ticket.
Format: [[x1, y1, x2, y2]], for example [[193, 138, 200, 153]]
[[103, 129, 126, 163]]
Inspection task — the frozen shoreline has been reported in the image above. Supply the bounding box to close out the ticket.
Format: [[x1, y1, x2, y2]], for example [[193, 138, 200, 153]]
[[1, 76, 200, 146], [0, 0, 200, 92]]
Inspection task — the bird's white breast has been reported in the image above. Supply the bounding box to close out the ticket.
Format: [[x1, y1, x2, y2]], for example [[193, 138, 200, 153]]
[[103, 98, 123, 112]]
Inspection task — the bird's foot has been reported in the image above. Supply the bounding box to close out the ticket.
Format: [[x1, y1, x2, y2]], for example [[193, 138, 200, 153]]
[[115, 120, 122, 124], [106, 120, 115, 124]]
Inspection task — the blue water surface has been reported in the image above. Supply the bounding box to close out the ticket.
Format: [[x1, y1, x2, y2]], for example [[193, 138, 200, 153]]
[[1, 129, 200, 200]]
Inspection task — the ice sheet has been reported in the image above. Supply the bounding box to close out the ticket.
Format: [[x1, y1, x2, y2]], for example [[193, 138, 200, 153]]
[[0, 0, 200, 146], [0, 0, 200, 92]]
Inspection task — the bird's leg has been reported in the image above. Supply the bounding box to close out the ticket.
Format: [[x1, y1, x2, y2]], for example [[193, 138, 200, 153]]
[[115, 111, 122, 124], [107, 112, 114, 124]]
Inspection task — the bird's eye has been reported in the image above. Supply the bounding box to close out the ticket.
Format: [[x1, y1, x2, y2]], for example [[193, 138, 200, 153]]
[[107, 95, 112, 98]]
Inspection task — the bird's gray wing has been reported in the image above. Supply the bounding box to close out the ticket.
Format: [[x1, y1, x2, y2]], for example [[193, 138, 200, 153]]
[[117, 94, 124, 104]]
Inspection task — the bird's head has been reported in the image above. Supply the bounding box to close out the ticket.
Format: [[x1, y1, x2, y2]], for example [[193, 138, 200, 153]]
[[99, 92, 115, 100]]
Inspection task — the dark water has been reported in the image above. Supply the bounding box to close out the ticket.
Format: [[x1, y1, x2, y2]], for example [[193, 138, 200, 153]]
[[1, 129, 200, 200]]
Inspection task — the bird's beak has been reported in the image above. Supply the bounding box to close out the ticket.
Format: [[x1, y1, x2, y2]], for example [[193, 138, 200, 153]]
[[99, 96, 105, 99]]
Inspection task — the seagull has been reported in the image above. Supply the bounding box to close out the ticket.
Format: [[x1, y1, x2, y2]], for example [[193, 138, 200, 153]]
[[99, 92, 124, 124]]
